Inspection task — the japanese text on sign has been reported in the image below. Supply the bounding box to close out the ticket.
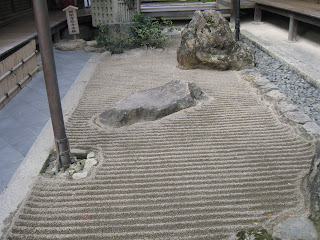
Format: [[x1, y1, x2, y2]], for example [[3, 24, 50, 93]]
[[64, 6, 80, 35]]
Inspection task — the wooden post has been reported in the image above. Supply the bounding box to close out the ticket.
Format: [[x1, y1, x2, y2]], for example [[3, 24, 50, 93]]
[[63, 5, 80, 38], [137, 0, 141, 13], [230, 0, 236, 24], [288, 14, 298, 41], [53, 29, 61, 43], [254, 5, 262, 22], [33, 0, 72, 166]]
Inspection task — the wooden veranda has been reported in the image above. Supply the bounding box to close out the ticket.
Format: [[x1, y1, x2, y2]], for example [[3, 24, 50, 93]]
[[252, 0, 320, 41], [140, 0, 256, 20]]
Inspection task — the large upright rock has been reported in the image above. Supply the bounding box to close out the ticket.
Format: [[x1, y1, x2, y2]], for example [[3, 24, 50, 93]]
[[177, 10, 254, 70], [96, 80, 206, 127]]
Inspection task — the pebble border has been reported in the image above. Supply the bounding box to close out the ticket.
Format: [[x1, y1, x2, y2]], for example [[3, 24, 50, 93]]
[[241, 33, 320, 126], [240, 69, 320, 144]]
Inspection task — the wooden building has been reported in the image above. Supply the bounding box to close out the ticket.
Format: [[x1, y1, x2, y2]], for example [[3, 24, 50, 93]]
[[0, 0, 80, 24], [0, 0, 33, 23], [252, 0, 320, 41]]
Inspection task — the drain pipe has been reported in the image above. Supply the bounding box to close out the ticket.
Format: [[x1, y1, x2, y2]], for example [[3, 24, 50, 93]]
[[32, 0, 71, 166], [235, 0, 240, 41]]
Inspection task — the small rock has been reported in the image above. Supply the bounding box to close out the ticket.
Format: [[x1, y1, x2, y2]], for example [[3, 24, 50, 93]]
[[84, 46, 105, 53], [72, 171, 88, 180], [86, 40, 98, 47], [71, 149, 88, 159], [47, 167, 56, 177], [239, 70, 255, 83], [301, 122, 320, 139], [252, 76, 269, 87], [276, 101, 299, 114], [259, 83, 278, 94], [264, 90, 286, 104], [273, 216, 318, 240], [87, 152, 95, 159], [309, 143, 320, 218], [86, 158, 97, 167], [70, 163, 77, 169], [74, 163, 84, 172], [83, 158, 98, 172], [308, 143, 320, 186], [79, 159, 86, 166], [283, 111, 312, 125]]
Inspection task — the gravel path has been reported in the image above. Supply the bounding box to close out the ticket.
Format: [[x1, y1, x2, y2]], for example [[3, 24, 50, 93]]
[[244, 40, 320, 126], [4, 44, 314, 239]]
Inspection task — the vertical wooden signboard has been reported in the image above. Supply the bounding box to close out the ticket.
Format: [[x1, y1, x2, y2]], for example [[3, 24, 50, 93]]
[[63, 5, 80, 38]]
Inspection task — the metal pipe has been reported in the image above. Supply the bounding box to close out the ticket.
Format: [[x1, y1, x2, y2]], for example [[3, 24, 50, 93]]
[[32, 0, 71, 166], [235, 0, 240, 41], [0, 50, 37, 83], [0, 66, 40, 105]]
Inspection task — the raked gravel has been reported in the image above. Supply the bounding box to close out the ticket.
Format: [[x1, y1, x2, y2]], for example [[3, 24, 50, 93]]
[[3, 42, 315, 239]]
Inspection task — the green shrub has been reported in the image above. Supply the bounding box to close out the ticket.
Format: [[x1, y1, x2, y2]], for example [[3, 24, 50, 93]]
[[127, 13, 173, 48], [96, 12, 176, 54]]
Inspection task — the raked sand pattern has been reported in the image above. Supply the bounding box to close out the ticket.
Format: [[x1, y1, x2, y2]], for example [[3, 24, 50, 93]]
[[5, 45, 315, 239]]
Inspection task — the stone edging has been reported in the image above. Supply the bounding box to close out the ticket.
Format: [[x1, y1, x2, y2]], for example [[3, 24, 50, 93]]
[[240, 69, 320, 144]]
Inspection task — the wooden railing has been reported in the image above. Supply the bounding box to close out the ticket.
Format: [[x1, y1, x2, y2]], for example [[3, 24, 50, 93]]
[[0, 40, 39, 109]]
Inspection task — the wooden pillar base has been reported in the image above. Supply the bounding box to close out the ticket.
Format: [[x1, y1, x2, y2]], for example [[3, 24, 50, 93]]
[[288, 14, 298, 41], [53, 30, 61, 43], [254, 6, 262, 22]]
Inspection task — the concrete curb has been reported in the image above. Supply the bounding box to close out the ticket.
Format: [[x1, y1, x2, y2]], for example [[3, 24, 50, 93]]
[[0, 52, 102, 237], [241, 30, 320, 90]]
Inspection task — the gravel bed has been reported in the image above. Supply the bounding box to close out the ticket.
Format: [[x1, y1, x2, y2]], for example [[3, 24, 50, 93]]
[[244, 40, 320, 126]]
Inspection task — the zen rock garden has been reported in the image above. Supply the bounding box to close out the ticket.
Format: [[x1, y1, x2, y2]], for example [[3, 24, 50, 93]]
[[3, 8, 320, 240]]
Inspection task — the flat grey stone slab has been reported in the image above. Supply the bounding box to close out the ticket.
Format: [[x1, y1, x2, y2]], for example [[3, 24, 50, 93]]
[[273, 216, 318, 240], [276, 100, 299, 114], [97, 80, 205, 127], [301, 122, 320, 139], [252, 75, 269, 87], [283, 111, 312, 124], [264, 90, 286, 104], [259, 83, 278, 94]]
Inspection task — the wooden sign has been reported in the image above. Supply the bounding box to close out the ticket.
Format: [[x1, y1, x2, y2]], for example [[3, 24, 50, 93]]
[[63, 5, 80, 35]]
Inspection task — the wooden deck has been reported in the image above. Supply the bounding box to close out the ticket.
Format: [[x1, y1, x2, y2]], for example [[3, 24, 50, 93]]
[[140, 0, 256, 20], [252, 0, 320, 41], [0, 8, 91, 60], [218, 0, 255, 9], [253, 0, 320, 19], [141, 2, 230, 19]]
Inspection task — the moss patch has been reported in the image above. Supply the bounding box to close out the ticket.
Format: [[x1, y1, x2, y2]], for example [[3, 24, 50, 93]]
[[236, 228, 281, 240]]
